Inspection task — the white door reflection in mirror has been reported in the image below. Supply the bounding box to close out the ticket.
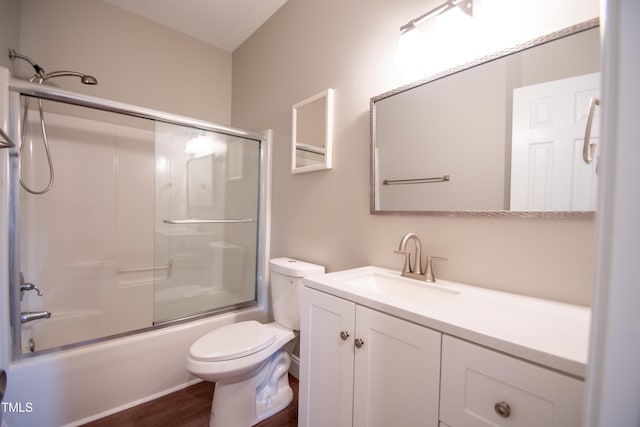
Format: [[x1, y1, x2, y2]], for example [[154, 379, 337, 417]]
[[291, 89, 334, 174], [511, 73, 600, 211]]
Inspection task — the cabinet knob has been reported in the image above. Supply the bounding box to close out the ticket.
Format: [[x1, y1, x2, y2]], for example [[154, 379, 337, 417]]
[[354, 338, 364, 348], [339, 331, 350, 341], [494, 401, 511, 418]]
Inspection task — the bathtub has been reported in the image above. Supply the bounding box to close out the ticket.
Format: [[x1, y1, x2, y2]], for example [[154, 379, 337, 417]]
[[0, 69, 274, 427], [4, 304, 269, 426], [21, 310, 104, 353]]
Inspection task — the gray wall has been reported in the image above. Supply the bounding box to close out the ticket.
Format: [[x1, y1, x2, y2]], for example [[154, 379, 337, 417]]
[[4, 0, 599, 306], [0, 0, 21, 70], [232, 0, 598, 306], [13, 0, 232, 124]]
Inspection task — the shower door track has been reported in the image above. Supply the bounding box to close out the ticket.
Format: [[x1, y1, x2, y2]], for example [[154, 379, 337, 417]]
[[7, 78, 271, 360], [9, 79, 264, 141]]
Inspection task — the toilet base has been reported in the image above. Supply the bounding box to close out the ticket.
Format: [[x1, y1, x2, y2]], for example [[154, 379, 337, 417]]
[[209, 350, 293, 427]]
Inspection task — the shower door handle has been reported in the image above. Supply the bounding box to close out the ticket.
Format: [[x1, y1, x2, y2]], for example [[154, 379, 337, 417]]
[[163, 218, 255, 224]]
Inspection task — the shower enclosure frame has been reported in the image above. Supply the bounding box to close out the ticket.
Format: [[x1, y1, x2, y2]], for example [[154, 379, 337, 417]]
[[6, 78, 272, 361]]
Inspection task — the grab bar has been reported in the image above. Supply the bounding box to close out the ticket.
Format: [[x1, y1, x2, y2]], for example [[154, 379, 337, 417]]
[[383, 175, 450, 185], [582, 96, 600, 164], [116, 265, 169, 274], [163, 218, 255, 224]]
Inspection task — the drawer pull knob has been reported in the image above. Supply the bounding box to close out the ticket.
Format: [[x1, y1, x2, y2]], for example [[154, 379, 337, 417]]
[[340, 331, 350, 341], [354, 338, 364, 348], [494, 401, 511, 418]]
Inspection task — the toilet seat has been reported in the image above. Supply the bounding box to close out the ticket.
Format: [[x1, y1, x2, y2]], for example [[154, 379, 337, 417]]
[[189, 321, 276, 362]]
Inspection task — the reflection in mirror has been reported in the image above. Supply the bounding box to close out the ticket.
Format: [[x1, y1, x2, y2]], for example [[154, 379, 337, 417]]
[[371, 19, 599, 217], [292, 89, 334, 173]]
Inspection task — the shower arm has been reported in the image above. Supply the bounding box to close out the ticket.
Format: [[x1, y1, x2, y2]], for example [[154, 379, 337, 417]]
[[8, 49, 98, 85], [8, 49, 45, 77]]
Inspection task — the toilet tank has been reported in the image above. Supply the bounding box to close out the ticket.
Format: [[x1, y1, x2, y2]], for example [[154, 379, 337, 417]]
[[269, 257, 325, 330]]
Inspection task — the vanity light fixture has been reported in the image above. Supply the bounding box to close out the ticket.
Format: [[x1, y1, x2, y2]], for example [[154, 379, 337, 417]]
[[400, 0, 473, 36]]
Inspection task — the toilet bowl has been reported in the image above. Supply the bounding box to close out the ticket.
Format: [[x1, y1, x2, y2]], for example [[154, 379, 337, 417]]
[[185, 257, 325, 427]]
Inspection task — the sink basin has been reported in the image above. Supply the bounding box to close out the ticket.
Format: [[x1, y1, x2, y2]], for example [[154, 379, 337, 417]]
[[339, 269, 460, 306]]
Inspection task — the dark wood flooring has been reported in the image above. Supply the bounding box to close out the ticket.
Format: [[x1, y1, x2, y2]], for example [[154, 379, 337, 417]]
[[82, 374, 299, 427]]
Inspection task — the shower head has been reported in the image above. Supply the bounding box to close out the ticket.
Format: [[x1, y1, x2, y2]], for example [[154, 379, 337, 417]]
[[81, 75, 98, 85], [41, 70, 99, 85], [9, 50, 98, 85]]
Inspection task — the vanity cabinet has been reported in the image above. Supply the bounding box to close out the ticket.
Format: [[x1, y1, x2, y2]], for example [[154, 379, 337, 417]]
[[440, 336, 584, 427], [299, 287, 442, 427], [300, 266, 588, 427]]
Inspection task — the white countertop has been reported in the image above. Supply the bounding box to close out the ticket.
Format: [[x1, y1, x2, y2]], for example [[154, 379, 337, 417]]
[[303, 266, 590, 379]]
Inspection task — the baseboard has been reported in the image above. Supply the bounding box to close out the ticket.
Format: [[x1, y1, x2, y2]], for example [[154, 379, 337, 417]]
[[65, 378, 203, 427], [289, 354, 300, 379], [71, 354, 300, 427]]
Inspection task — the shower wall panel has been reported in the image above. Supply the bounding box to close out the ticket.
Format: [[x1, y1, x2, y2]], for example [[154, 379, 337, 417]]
[[20, 107, 155, 351]]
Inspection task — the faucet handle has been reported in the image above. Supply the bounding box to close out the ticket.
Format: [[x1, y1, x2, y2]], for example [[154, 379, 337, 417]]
[[20, 282, 43, 300], [424, 256, 447, 282], [393, 250, 411, 273]]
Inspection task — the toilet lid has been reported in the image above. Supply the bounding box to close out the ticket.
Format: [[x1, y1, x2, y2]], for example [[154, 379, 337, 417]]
[[189, 321, 276, 362]]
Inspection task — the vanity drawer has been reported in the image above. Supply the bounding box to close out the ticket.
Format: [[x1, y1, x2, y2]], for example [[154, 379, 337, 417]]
[[440, 336, 583, 427]]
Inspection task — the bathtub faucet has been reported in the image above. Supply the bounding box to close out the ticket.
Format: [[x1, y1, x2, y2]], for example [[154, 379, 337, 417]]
[[20, 311, 51, 324]]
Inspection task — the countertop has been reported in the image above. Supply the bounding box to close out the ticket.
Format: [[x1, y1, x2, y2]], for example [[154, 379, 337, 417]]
[[303, 266, 590, 379]]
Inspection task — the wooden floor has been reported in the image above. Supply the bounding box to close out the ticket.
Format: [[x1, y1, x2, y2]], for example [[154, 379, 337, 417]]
[[82, 375, 299, 427]]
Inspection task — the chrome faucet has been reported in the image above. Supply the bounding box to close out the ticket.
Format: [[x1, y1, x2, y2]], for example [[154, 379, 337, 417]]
[[20, 311, 51, 324], [394, 233, 447, 282]]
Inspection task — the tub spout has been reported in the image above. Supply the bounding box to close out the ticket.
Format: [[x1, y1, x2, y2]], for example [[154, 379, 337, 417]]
[[20, 311, 51, 324]]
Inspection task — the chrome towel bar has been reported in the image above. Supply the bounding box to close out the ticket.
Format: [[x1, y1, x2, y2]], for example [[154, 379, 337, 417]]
[[163, 218, 255, 225], [383, 175, 450, 185]]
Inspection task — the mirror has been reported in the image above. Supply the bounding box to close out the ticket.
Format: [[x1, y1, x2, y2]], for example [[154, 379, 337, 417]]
[[292, 88, 334, 174], [371, 19, 599, 217]]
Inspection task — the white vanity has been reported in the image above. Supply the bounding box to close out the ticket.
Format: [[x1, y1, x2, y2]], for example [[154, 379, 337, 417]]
[[298, 266, 589, 427]]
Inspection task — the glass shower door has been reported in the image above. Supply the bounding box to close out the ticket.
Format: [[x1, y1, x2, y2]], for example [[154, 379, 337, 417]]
[[9, 84, 267, 357], [153, 123, 261, 323]]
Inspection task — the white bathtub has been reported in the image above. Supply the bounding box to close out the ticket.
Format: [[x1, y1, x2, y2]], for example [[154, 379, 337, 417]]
[[21, 310, 104, 353], [4, 304, 269, 427]]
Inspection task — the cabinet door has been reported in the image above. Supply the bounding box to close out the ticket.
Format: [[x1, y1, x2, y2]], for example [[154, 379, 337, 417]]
[[353, 306, 441, 427], [440, 335, 584, 427], [299, 288, 356, 427]]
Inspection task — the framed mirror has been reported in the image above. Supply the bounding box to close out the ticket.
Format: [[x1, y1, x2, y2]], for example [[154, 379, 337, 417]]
[[292, 88, 334, 174], [371, 19, 599, 218]]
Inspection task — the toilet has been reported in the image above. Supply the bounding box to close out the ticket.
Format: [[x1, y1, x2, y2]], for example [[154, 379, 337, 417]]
[[185, 257, 325, 427]]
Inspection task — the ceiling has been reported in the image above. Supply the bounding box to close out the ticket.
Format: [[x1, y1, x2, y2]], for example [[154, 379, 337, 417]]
[[101, 0, 288, 52]]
